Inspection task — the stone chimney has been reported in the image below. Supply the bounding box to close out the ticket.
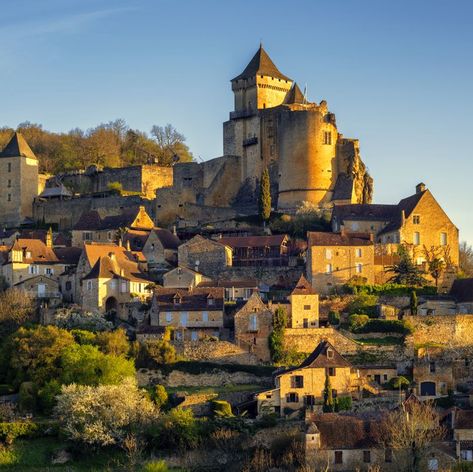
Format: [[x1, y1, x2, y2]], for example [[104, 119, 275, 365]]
[[416, 182, 426, 194]]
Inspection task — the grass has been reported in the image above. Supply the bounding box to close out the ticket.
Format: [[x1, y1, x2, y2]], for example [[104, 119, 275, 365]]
[[356, 336, 404, 346]]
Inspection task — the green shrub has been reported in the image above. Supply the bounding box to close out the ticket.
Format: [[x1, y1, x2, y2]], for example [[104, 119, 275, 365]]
[[37, 379, 61, 414], [347, 293, 378, 317], [348, 314, 369, 332], [153, 384, 168, 409], [107, 181, 123, 195], [70, 329, 97, 345], [328, 311, 340, 326], [343, 282, 437, 297], [353, 319, 413, 335], [142, 460, 169, 472], [211, 400, 233, 417], [0, 422, 38, 445], [19, 382, 37, 413], [388, 376, 410, 390], [335, 396, 352, 411]]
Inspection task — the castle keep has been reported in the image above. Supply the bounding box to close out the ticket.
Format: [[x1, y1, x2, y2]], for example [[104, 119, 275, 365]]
[[156, 45, 373, 223]]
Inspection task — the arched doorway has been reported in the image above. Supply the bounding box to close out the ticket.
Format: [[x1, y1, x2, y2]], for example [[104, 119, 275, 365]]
[[105, 296, 118, 315], [420, 381, 436, 397]]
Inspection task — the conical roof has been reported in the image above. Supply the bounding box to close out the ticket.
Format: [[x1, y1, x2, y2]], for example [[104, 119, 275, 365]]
[[291, 274, 316, 295], [284, 83, 305, 104], [232, 45, 292, 82], [0, 132, 37, 159]]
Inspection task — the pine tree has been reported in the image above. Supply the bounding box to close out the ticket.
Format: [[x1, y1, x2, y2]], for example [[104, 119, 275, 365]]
[[323, 374, 334, 412], [259, 167, 271, 223], [410, 290, 418, 315]]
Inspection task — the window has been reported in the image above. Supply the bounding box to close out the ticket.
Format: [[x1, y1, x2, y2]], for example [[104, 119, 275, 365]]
[[290, 375, 304, 388], [65, 281, 72, 291], [249, 313, 258, 331], [28, 265, 38, 275], [429, 361, 436, 373], [173, 295, 181, 305], [327, 348, 334, 360], [326, 264, 333, 274], [460, 450, 473, 461], [356, 248, 362, 258], [7, 163, 11, 172], [7, 180, 11, 188], [7, 194, 11, 202], [325, 249, 332, 259], [304, 305, 311, 310], [110, 279, 117, 290], [363, 451, 371, 463], [180, 312, 188, 327], [87, 280, 93, 291], [440, 232, 447, 246], [286, 392, 299, 403], [327, 367, 336, 377], [384, 374, 388, 381], [385, 449, 393, 463], [413, 215, 420, 224], [26, 251, 32, 259], [45, 268, 53, 276], [356, 263, 363, 274], [332, 389, 338, 398], [334, 451, 343, 464], [107, 231, 112, 241], [83, 232, 92, 241], [191, 331, 198, 341], [120, 281, 127, 293], [428, 458, 438, 471], [414, 232, 421, 245], [207, 297, 215, 306], [323, 131, 332, 145], [165, 312, 172, 323], [202, 311, 209, 323]]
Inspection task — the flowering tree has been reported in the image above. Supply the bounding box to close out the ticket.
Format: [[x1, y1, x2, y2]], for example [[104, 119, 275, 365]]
[[53, 308, 112, 332]]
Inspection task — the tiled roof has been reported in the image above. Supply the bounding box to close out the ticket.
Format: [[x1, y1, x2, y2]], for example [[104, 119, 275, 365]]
[[82, 242, 146, 268], [122, 230, 149, 251], [54, 247, 82, 265], [291, 274, 316, 295], [38, 184, 72, 198], [219, 234, 288, 248], [298, 340, 351, 369], [450, 278, 473, 303], [155, 229, 180, 250], [232, 45, 292, 82], [74, 207, 155, 231], [332, 204, 398, 222], [0, 132, 37, 159], [197, 278, 258, 289], [283, 83, 305, 104], [307, 231, 373, 247], [154, 287, 224, 312], [73, 210, 102, 230], [8, 239, 59, 264]]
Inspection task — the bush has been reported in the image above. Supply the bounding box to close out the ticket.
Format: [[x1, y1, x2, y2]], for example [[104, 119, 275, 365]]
[[328, 311, 340, 326], [107, 181, 123, 195], [348, 314, 369, 332], [343, 282, 437, 297], [256, 414, 278, 429], [142, 460, 169, 472], [153, 384, 168, 409], [335, 396, 352, 411], [347, 293, 378, 317], [211, 400, 233, 417], [353, 319, 413, 335], [0, 422, 38, 445], [70, 329, 97, 345], [388, 376, 410, 390], [37, 379, 61, 414], [19, 382, 37, 413], [143, 340, 176, 365]]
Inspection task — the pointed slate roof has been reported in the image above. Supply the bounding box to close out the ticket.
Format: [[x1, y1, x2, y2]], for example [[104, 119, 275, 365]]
[[0, 132, 37, 159], [291, 274, 316, 295], [284, 83, 305, 104], [298, 340, 351, 369], [232, 45, 292, 82]]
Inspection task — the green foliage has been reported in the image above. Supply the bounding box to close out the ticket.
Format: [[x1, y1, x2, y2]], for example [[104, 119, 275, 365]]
[[143, 339, 176, 365], [0, 289, 35, 338], [60, 344, 135, 386], [142, 460, 170, 472], [322, 375, 334, 412], [410, 290, 418, 315], [353, 319, 413, 335], [328, 311, 340, 326], [211, 400, 233, 417], [107, 181, 123, 195], [270, 213, 330, 238], [268, 307, 287, 364], [71, 329, 97, 345], [388, 376, 410, 390], [385, 245, 429, 286], [153, 384, 169, 409], [18, 382, 37, 413], [0, 422, 38, 445], [348, 314, 370, 331], [258, 167, 271, 222], [37, 379, 61, 414], [335, 396, 352, 411], [343, 281, 437, 296], [347, 292, 378, 317], [94, 328, 130, 357]]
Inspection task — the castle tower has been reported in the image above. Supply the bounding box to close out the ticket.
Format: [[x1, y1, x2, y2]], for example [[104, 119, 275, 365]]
[[0, 132, 39, 227]]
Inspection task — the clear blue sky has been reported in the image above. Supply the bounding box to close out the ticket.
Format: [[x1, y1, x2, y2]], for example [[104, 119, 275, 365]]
[[1, 0, 472, 243]]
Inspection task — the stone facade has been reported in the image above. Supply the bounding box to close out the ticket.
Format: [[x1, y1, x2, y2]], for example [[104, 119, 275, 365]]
[[162, 266, 211, 289], [288, 275, 319, 328]]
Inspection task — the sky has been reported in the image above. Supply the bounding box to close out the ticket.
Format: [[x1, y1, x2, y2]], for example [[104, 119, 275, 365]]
[[1, 0, 472, 243]]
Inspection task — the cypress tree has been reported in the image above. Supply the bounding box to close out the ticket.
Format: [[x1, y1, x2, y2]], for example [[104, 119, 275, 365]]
[[259, 167, 271, 223], [323, 374, 334, 412], [410, 290, 418, 316]]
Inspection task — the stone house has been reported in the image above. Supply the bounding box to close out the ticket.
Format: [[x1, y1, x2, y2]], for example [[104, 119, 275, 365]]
[[306, 231, 374, 295], [0, 132, 39, 228], [453, 409, 473, 461], [287, 274, 319, 328], [81, 251, 152, 321], [413, 355, 454, 398], [163, 266, 212, 289], [150, 287, 225, 341], [139, 228, 180, 269], [218, 234, 289, 267], [256, 340, 359, 416], [197, 278, 259, 302], [234, 292, 273, 362], [357, 366, 398, 387], [177, 235, 232, 276]]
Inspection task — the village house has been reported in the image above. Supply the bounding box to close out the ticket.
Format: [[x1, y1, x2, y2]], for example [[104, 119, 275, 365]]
[[256, 340, 359, 416], [197, 278, 259, 302], [306, 231, 374, 295], [150, 286, 225, 341], [218, 234, 289, 267], [286, 274, 319, 328], [453, 409, 473, 461], [177, 235, 232, 275], [162, 266, 212, 289], [234, 292, 273, 362]]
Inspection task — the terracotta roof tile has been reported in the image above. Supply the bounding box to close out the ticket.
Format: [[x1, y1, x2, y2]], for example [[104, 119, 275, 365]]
[[219, 234, 288, 248], [307, 231, 373, 247], [154, 287, 224, 312]]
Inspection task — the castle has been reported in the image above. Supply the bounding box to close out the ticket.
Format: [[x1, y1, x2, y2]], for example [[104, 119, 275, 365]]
[[155, 45, 373, 224]]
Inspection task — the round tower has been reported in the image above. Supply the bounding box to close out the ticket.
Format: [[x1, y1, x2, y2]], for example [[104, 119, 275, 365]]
[[277, 102, 338, 209]]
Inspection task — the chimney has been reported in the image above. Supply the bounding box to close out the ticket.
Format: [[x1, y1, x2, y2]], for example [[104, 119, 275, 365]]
[[416, 182, 426, 194], [126, 240, 131, 251], [46, 227, 53, 248], [118, 238, 123, 247]]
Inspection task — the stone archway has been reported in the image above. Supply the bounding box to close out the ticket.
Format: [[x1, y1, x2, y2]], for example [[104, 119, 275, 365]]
[[105, 296, 118, 315]]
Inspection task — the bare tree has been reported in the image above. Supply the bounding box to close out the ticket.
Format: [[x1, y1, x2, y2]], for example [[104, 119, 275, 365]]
[[150, 123, 193, 165], [0, 289, 35, 337], [378, 401, 445, 472], [460, 241, 473, 277]]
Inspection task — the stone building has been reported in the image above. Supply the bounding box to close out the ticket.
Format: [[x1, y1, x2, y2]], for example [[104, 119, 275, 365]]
[[0, 132, 39, 228], [453, 410, 473, 461], [234, 292, 273, 362], [288, 274, 319, 328], [256, 340, 359, 416], [306, 231, 375, 295], [163, 266, 212, 289]]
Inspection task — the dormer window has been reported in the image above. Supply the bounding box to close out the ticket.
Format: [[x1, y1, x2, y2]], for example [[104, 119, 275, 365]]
[[173, 294, 182, 305], [327, 348, 334, 360], [207, 296, 215, 306], [25, 251, 32, 259]]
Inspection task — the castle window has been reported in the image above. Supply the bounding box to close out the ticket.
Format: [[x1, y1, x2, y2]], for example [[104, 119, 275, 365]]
[[440, 232, 447, 246], [356, 248, 362, 258], [7, 180, 11, 188], [414, 232, 421, 245], [7, 194, 11, 202], [326, 264, 333, 274], [413, 215, 420, 224], [356, 263, 363, 274], [335, 451, 343, 464], [7, 163, 11, 172], [323, 131, 332, 145]]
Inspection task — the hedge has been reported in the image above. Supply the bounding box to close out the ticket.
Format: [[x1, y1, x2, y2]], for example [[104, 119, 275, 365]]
[[0, 422, 38, 444], [348, 314, 369, 331], [335, 396, 352, 411], [353, 319, 413, 335], [343, 283, 437, 297]]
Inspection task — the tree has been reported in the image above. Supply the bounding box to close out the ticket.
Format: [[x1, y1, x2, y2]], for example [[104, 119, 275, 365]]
[[55, 378, 156, 447], [144, 339, 176, 365], [94, 329, 130, 357], [268, 307, 287, 364], [459, 241, 473, 277], [410, 290, 418, 315], [150, 124, 193, 165], [379, 400, 445, 472], [0, 289, 35, 337], [385, 245, 428, 287], [53, 308, 113, 331], [258, 167, 271, 223], [322, 375, 334, 412]]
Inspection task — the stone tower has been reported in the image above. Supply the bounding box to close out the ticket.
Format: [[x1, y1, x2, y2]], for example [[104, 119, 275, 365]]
[[0, 132, 39, 227]]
